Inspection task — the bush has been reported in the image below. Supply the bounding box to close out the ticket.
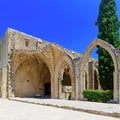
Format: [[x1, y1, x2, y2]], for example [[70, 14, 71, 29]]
[[83, 90, 113, 103], [68, 93, 71, 100]]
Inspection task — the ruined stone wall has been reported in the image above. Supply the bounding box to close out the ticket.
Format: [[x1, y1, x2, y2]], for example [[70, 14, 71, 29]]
[[14, 56, 51, 97], [8, 29, 37, 51], [0, 28, 101, 101], [0, 30, 9, 98], [0, 69, 2, 97], [7, 28, 49, 53], [0, 31, 8, 66]]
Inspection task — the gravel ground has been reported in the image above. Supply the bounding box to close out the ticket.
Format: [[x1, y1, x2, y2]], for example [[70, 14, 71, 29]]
[[0, 99, 120, 120]]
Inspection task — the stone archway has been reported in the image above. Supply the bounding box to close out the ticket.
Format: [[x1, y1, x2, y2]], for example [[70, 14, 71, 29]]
[[62, 68, 71, 87], [79, 38, 119, 103], [55, 55, 75, 100], [14, 54, 51, 98]]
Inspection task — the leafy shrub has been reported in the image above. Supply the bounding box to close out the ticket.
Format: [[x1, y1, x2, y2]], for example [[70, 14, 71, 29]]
[[83, 90, 113, 103], [68, 93, 71, 100]]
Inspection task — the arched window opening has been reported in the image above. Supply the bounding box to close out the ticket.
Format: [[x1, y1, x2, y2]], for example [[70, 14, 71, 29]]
[[62, 68, 71, 91], [62, 68, 71, 86], [25, 40, 29, 47]]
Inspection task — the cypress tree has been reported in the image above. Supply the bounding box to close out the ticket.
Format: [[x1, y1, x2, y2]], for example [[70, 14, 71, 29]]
[[96, 0, 120, 90]]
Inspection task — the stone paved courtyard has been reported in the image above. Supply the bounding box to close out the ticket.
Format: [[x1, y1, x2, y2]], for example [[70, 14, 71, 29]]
[[0, 99, 120, 120], [9, 97, 120, 118]]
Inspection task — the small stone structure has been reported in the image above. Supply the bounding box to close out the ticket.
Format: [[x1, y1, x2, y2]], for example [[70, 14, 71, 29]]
[[0, 28, 119, 103]]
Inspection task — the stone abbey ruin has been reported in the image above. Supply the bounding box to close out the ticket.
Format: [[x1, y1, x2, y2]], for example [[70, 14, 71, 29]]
[[0, 28, 120, 103]]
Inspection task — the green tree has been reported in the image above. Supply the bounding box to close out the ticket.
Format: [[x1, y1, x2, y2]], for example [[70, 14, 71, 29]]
[[96, 0, 120, 90]]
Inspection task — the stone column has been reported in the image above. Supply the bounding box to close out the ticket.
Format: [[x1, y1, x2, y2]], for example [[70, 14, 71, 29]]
[[71, 78, 75, 100], [7, 60, 14, 97], [52, 70, 59, 99], [114, 49, 120, 103], [114, 71, 120, 103], [88, 61, 94, 89], [59, 78, 62, 99], [54, 71, 59, 99], [70, 65, 76, 100], [74, 63, 80, 100], [117, 71, 120, 104], [2, 66, 8, 98], [58, 69, 64, 99], [118, 74, 120, 104], [51, 70, 55, 99], [79, 73, 84, 100]]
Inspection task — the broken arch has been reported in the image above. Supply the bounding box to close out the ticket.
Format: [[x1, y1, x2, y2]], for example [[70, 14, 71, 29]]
[[79, 38, 120, 103]]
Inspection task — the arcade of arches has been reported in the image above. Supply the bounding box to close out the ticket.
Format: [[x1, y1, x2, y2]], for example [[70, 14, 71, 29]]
[[8, 45, 76, 100], [0, 29, 120, 103], [79, 39, 120, 103], [10, 38, 120, 103]]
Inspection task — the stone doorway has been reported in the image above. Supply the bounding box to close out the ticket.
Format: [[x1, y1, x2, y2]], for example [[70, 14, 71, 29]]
[[44, 83, 51, 97]]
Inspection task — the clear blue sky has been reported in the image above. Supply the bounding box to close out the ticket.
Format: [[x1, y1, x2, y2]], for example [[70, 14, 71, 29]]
[[0, 0, 120, 58]]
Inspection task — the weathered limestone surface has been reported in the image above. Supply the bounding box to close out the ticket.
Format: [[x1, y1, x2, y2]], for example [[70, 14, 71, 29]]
[[1, 28, 119, 103], [1, 66, 7, 98], [80, 39, 120, 103]]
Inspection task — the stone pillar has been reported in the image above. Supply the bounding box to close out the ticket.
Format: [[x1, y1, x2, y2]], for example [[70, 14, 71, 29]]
[[75, 77, 79, 100], [53, 69, 63, 99], [51, 71, 55, 99], [71, 65, 76, 100], [114, 71, 120, 103], [58, 69, 64, 99], [59, 78, 62, 99], [113, 71, 118, 102], [117, 71, 120, 104], [118, 74, 120, 104], [114, 49, 120, 103], [74, 63, 80, 100], [54, 71, 59, 99], [71, 78, 75, 100], [52, 70, 59, 99], [2, 66, 8, 98], [7, 60, 14, 97], [88, 61, 94, 89], [79, 73, 84, 100]]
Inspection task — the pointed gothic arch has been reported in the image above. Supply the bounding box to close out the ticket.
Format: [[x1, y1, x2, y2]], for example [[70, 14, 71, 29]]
[[55, 54, 75, 99], [13, 53, 53, 98], [79, 38, 120, 103]]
